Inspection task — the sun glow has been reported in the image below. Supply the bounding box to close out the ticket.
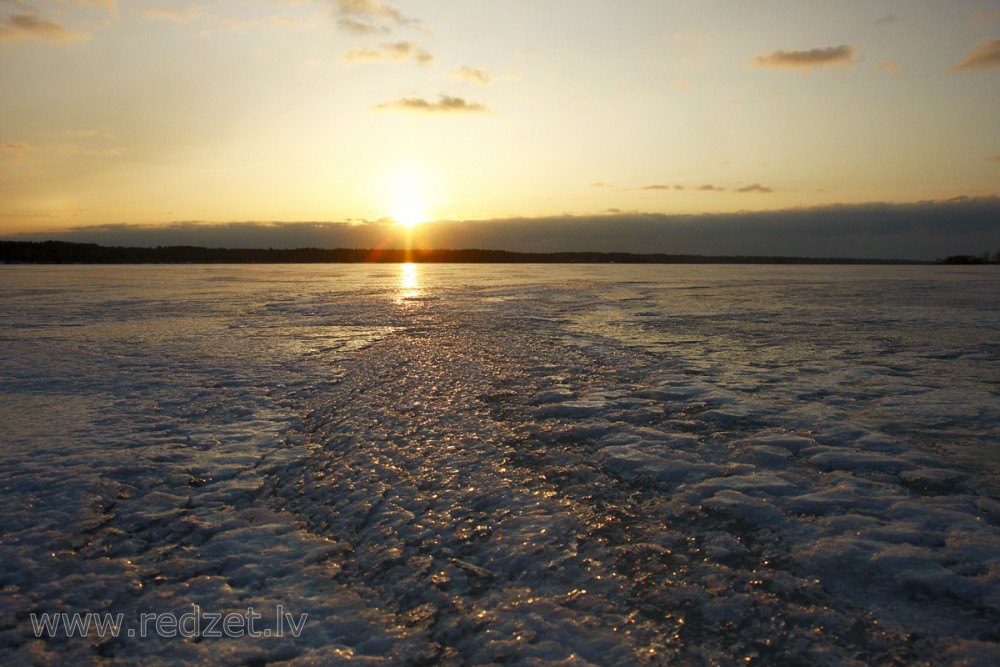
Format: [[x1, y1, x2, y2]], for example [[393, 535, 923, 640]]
[[392, 200, 427, 228], [384, 163, 432, 228]]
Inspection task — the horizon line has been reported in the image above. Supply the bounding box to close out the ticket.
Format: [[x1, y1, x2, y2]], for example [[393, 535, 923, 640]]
[[0, 240, 952, 264]]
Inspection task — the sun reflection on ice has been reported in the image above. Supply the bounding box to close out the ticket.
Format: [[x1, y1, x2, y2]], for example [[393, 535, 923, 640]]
[[397, 262, 421, 302]]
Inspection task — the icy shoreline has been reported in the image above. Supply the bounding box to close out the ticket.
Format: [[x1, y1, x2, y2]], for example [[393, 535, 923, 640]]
[[1, 264, 999, 665]]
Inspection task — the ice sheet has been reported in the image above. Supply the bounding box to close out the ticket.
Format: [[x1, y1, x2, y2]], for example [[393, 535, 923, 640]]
[[1, 264, 999, 665]]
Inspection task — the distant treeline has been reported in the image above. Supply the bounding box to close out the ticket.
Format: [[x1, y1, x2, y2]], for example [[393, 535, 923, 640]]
[[936, 253, 1000, 265], [0, 240, 934, 265]]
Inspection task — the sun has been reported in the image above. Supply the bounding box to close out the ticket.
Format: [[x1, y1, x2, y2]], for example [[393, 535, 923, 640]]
[[383, 162, 432, 229], [392, 199, 426, 229]]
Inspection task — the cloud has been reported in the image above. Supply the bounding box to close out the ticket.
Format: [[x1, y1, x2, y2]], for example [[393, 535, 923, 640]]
[[636, 182, 769, 193], [143, 5, 204, 23], [451, 66, 492, 85], [987, 155, 1000, 162], [4, 221, 396, 250], [342, 41, 432, 64], [875, 15, 896, 25], [336, 17, 388, 34], [952, 39, 1000, 71], [751, 45, 856, 70], [334, 0, 408, 21], [141, 5, 302, 30], [875, 60, 899, 75], [267, 14, 299, 27], [735, 183, 773, 194], [9, 197, 1000, 261], [976, 10, 1000, 21], [1, 142, 33, 158], [332, 0, 417, 32], [372, 94, 489, 114], [0, 12, 88, 42], [68, 0, 118, 13]]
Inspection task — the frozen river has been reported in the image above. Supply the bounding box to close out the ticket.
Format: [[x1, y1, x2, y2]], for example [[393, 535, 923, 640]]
[[1, 263, 999, 665]]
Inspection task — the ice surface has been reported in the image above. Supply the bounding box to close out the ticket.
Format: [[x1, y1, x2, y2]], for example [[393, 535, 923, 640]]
[[1, 263, 999, 665]]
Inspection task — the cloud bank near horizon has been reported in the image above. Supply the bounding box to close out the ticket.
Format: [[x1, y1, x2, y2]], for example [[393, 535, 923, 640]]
[[4, 198, 999, 261]]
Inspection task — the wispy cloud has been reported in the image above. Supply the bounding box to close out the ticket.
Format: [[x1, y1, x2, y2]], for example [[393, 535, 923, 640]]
[[0, 12, 89, 42], [267, 14, 299, 28], [142, 4, 300, 30], [334, 0, 410, 22], [987, 155, 1000, 162], [875, 60, 899, 75], [342, 41, 432, 64], [952, 39, 1000, 71], [451, 66, 492, 85], [68, 0, 118, 12], [875, 15, 896, 25], [1, 142, 34, 159], [751, 45, 856, 70], [372, 94, 489, 114], [332, 0, 417, 33], [976, 10, 1000, 21], [634, 181, 769, 193], [735, 183, 773, 194], [143, 4, 204, 23], [335, 17, 388, 34]]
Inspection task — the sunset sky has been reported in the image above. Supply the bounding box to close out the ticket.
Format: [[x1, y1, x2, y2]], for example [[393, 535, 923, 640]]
[[1, 1, 999, 256]]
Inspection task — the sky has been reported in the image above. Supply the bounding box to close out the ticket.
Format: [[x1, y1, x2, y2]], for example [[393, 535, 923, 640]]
[[1, 0, 999, 258]]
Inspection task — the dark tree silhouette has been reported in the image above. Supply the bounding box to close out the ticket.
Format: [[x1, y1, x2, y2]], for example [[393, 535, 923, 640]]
[[0, 240, 931, 265]]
